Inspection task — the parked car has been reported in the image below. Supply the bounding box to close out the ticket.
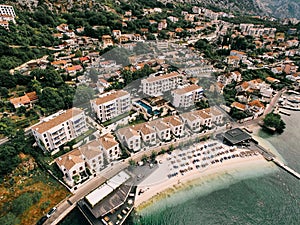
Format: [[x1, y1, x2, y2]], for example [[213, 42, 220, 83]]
[[46, 207, 57, 218], [36, 216, 47, 225]]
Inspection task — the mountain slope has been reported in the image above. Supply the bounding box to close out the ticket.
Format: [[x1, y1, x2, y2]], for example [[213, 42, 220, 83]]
[[255, 0, 300, 19]]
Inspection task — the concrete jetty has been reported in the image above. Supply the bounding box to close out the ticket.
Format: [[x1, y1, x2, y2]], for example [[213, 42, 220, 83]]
[[272, 158, 300, 180]]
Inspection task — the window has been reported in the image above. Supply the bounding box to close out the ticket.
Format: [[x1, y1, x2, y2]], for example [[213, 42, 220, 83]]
[[115, 146, 118, 150], [98, 156, 101, 160], [93, 164, 96, 168], [92, 159, 96, 163], [73, 170, 76, 175], [79, 166, 83, 171]]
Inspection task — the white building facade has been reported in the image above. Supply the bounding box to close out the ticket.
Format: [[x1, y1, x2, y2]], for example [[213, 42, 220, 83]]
[[172, 84, 203, 108], [91, 90, 131, 122], [141, 72, 183, 96], [31, 108, 87, 152]]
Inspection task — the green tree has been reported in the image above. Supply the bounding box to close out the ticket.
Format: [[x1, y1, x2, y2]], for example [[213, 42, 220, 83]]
[[0, 213, 20, 225], [129, 159, 136, 167], [0, 145, 20, 176], [150, 151, 157, 162], [263, 113, 286, 133], [141, 154, 148, 163], [11, 193, 33, 215], [0, 87, 8, 97], [39, 87, 65, 112], [31, 69, 64, 88], [0, 117, 17, 138]]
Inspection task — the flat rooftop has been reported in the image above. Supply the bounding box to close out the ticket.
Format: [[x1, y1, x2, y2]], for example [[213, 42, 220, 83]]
[[85, 171, 130, 208], [79, 183, 132, 219], [223, 128, 252, 145]]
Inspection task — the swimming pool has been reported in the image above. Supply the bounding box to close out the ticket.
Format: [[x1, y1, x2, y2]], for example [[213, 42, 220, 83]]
[[136, 100, 160, 115]]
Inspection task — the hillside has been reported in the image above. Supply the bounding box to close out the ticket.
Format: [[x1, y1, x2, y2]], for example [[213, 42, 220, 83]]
[[255, 0, 300, 19]]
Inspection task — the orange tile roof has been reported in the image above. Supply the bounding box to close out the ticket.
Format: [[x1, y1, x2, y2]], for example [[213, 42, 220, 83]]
[[56, 149, 84, 170], [248, 99, 265, 108], [162, 115, 183, 127], [231, 102, 246, 110], [266, 76, 279, 83], [25, 91, 38, 101], [148, 120, 170, 131], [10, 95, 30, 106], [228, 55, 240, 60], [172, 84, 202, 95], [132, 123, 156, 135], [99, 133, 119, 150], [241, 81, 249, 89], [51, 60, 67, 65], [92, 90, 129, 105], [66, 65, 82, 72], [79, 56, 89, 62], [118, 126, 139, 140], [79, 140, 102, 159], [195, 110, 211, 119], [32, 108, 83, 134]]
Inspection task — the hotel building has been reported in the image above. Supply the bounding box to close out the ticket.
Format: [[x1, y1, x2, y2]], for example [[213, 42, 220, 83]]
[[31, 108, 87, 152], [90, 90, 131, 122], [141, 72, 183, 96], [171, 84, 203, 108]]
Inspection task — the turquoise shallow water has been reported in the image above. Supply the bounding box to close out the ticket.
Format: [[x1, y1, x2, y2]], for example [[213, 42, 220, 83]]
[[60, 111, 300, 225]]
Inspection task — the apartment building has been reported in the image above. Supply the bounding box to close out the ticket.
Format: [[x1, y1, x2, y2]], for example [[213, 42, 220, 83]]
[[90, 90, 131, 122], [117, 127, 141, 152], [141, 72, 183, 96], [162, 115, 184, 137], [79, 140, 104, 173], [132, 123, 157, 146], [171, 84, 203, 108], [99, 133, 121, 162], [31, 108, 87, 152], [180, 107, 223, 132], [148, 119, 171, 141], [56, 149, 85, 182], [0, 5, 16, 18]]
